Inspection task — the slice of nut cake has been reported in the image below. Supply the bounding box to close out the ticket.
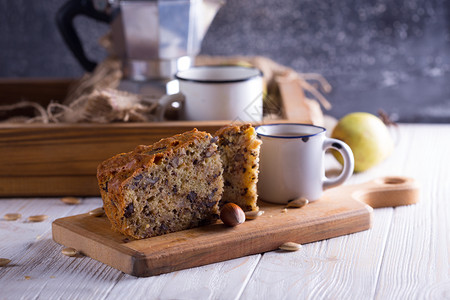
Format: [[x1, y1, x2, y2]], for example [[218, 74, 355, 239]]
[[97, 129, 223, 239], [215, 124, 261, 211]]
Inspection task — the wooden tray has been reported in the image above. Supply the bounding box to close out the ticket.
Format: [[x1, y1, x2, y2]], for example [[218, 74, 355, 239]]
[[0, 79, 298, 197], [52, 176, 419, 277]]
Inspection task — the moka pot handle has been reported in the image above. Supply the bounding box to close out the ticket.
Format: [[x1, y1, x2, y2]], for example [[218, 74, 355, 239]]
[[56, 0, 112, 72]]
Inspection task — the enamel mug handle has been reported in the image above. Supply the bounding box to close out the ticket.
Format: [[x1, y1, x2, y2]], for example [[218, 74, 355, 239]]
[[322, 138, 354, 190], [155, 93, 185, 121]]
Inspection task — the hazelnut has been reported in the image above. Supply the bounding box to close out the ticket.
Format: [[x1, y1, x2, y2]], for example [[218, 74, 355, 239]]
[[220, 203, 245, 227]]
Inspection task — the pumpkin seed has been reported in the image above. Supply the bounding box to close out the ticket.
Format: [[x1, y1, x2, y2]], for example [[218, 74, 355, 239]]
[[245, 210, 264, 220], [287, 197, 309, 208], [89, 207, 105, 217], [61, 197, 81, 205], [61, 247, 78, 257], [0, 258, 11, 267], [279, 242, 302, 251], [27, 215, 49, 222], [3, 213, 21, 221]]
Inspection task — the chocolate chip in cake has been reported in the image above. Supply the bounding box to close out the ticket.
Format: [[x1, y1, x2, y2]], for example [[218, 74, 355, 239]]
[[172, 185, 178, 194], [160, 223, 168, 231], [205, 201, 217, 208], [187, 191, 197, 202], [124, 203, 134, 218], [144, 177, 159, 188], [133, 174, 143, 181], [205, 188, 218, 208], [207, 188, 219, 203], [193, 159, 198, 165]]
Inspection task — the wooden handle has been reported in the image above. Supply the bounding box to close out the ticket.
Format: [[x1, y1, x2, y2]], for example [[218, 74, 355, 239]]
[[324, 176, 419, 208]]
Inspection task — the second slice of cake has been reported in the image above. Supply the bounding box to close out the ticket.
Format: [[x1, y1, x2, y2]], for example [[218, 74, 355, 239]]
[[215, 124, 262, 211]]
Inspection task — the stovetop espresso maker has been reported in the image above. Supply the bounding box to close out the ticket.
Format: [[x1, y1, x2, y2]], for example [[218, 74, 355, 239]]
[[57, 0, 224, 94]]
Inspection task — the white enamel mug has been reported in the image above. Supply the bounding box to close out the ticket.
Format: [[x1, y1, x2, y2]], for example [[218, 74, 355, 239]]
[[159, 66, 263, 121], [256, 123, 354, 203]]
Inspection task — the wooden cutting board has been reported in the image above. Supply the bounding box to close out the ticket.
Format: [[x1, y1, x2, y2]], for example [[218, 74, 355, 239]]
[[52, 176, 419, 277]]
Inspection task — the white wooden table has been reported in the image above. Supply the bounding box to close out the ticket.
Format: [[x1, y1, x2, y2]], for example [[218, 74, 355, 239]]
[[1, 123, 449, 299]]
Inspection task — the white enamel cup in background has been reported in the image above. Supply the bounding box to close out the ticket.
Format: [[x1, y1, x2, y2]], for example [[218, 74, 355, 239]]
[[256, 123, 354, 204], [159, 66, 263, 122]]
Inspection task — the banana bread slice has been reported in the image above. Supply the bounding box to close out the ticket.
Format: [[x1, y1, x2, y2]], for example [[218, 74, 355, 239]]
[[97, 129, 223, 239], [215, 124, 261, 211]]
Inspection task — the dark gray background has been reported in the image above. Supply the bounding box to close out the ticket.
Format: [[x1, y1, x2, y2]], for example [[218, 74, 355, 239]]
[[1, 0, 449, 122]]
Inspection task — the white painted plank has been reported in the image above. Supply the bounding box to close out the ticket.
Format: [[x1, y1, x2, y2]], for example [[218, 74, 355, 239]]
[[0, 197, 126, 300], [240, 207, 393, 299], [105, 255, 261, 300], [0, 198, 102, 263], [374, 124, 450, 299]]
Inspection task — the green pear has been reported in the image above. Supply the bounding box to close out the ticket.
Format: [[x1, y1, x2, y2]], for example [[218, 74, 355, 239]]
[[331, 112, 394, 172]]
